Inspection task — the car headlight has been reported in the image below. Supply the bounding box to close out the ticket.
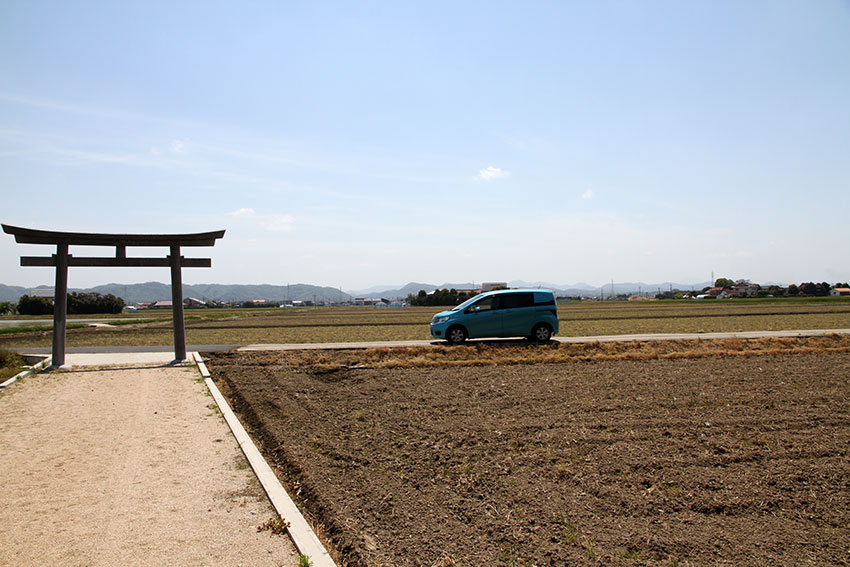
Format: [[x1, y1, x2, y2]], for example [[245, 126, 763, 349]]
[[432, 316, 449, 324]]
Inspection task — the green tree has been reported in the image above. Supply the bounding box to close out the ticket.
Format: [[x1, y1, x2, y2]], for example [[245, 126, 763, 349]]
[[67, 292, 125, 314], [0, 301, 15, 315], [17, 295, 54, 315], [714, 278, 735, 289], [407, 288, 477, 307]]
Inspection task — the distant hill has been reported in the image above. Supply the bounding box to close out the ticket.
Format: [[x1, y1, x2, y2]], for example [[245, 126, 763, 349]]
[[0, 284, 28, 303], [90, 282, 351, 304], [1, 282, 351, 305], [357, 281, 718, 299]]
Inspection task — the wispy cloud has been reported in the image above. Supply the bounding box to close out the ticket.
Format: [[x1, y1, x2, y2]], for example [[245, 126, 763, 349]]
[[476, 166, 509, 181], [262, 214, 294, 232], [170, 139, 188, 153], [581, 189, 594, 199], [0, 91, 162, 123], [227, 208, 293, 232]]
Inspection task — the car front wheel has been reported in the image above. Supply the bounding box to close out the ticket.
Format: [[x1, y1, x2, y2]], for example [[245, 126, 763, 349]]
[[446, 326, 467, 345], [531, 324, 552, 343]]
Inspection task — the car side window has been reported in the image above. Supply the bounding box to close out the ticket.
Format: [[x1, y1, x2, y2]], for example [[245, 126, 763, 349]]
[[501, 292, 533, 309], [467, 296, 496, 312]]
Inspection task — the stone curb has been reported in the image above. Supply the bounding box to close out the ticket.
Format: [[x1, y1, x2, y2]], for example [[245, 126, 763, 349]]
[[193, 352, 338, 567], [0, 355, 51, 389]]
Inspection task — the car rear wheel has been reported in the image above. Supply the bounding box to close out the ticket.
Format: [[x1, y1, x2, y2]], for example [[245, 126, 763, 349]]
[[446, 326, 467, 345], [531, 324, 552, 343]]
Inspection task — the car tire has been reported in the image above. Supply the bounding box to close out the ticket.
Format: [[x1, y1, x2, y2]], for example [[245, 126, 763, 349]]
[[446, 326, 467, 345], [531, 324, 552, 343]]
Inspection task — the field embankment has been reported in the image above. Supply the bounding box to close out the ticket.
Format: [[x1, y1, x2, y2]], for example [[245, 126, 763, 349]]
[[0, 299, 848, 348]]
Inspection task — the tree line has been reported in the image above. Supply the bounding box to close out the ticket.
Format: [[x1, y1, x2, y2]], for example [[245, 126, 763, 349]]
[[406, 288, 478, 307], [655, 279, 849, 300], [4, 292, 126, 315]]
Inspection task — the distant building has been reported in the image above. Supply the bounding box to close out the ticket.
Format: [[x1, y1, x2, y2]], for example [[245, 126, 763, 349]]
[[732, 283, 760, 297], [151, 300, 173, 309], [184, 297, 206, 308], [481, 282, 507, 292], [30, 288, 55, 299], [830, 287, 850, 297]]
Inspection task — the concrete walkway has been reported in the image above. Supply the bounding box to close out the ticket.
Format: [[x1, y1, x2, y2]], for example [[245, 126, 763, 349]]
[[0, 354, 300, 567], [239, 328, 850, 351]]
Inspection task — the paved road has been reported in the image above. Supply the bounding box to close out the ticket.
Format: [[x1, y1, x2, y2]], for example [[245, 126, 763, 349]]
[[0, 318, 145, 328], [238, 328, 850, 350]]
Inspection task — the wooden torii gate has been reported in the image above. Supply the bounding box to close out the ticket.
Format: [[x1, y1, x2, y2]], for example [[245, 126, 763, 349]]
[[2, 224, 225, 367]]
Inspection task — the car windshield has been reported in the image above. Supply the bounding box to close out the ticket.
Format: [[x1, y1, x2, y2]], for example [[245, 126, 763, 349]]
[[452, 294, 484, 311]]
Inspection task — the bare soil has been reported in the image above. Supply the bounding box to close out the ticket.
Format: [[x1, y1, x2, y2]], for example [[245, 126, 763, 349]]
[[208, 348, 850, 566]]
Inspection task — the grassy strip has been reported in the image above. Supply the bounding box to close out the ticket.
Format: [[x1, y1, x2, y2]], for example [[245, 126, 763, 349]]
[[0, 350, 26, 381], [0, 323, 86, 336], [102, 318, 159, 327], [246, 335, 850, 372]]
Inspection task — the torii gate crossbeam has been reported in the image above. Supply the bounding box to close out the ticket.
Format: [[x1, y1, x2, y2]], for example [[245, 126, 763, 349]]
[[2, 224, 225, 367]]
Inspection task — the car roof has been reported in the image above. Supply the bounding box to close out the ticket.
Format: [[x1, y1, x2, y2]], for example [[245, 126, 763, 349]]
[[481, 288, 553, 295]]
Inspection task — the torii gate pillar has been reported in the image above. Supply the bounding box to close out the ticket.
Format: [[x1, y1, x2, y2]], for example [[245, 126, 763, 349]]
[[2, 224, 225, 367]]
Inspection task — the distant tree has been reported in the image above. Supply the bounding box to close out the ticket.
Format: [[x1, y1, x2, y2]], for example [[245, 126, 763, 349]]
[[67, 292, 125, 314], [714, 278, 735, 289], [787, 284, 799, 296], [759, 285, 785, 298], [17, 295, 54, 315], [835, 282, 849, 289], [0, 301, 15, 315], [407, 288, 477, 307], [799, 282, 818, 296]]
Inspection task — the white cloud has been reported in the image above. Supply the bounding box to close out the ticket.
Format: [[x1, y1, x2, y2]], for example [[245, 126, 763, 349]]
[[170, 139, 187, 153], [581, 189, 594, 199], [476, 166, 509, 181], [262, 214, 294, 232], [229, 207, 256, 216]]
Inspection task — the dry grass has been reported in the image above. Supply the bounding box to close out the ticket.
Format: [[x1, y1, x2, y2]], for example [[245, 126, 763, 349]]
[[250, 334, 850, 373], [1, 301, 847, 348]]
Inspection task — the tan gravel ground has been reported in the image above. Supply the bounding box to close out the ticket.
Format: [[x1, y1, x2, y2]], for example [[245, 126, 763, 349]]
[[0, 362, 298, 567]]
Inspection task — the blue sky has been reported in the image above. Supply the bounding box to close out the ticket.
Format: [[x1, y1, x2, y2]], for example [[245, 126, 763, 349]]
[[1, 1, 849, 291]]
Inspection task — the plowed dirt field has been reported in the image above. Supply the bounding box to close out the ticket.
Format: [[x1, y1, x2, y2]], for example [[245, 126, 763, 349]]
[[208, 348, 850, 567]]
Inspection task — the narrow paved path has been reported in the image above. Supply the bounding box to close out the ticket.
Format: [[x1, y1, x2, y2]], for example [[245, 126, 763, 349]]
[[238, 328, 850, 351], [0, 362, 298, 567]]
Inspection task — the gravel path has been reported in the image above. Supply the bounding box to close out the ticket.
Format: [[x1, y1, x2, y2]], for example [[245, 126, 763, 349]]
[[0, 362, 298, 567]]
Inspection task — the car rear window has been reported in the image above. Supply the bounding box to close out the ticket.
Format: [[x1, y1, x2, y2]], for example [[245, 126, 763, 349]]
[[533, 291, 555, 306]]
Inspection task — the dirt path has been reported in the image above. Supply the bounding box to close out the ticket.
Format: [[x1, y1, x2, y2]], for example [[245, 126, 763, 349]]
[[0, 363, 298, 567]]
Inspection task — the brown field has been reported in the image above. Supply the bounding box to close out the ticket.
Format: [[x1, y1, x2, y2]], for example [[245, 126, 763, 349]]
[[208, 339, 850, 567], [0, 300, 848, 348]]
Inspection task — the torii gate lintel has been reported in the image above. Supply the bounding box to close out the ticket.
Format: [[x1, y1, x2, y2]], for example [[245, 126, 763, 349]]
[[2, 224, 225, 367]]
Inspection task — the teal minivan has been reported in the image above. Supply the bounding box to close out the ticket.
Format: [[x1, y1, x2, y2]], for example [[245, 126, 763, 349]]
[[430, 289, 559, 344]]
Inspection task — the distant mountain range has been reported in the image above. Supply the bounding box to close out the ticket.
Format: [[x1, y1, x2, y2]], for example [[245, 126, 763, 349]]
[[3, 279, 782, 305], [347, 280, 716, 299], [0, 282, 350, 305]]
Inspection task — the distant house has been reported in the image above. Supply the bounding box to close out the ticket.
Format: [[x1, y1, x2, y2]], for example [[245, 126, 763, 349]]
[[375, 301, 407, 308], [732, 283, 759, 297], [184, 297, 206, 308], [718, 290, 739, 299], [152, 300, 173, 309], [830, 287, 850, 297], [30, 288, 55, 299], [481, 282, 507, 292]]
